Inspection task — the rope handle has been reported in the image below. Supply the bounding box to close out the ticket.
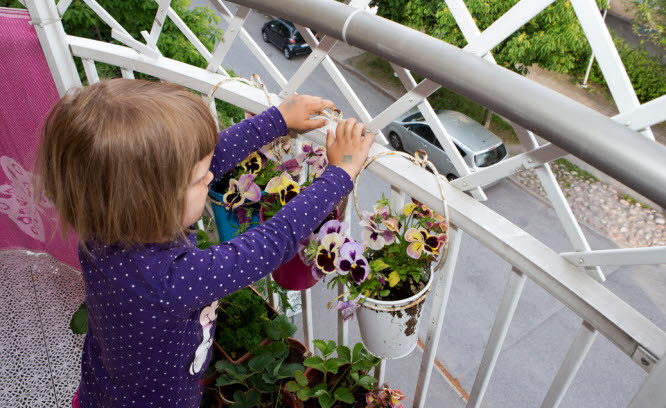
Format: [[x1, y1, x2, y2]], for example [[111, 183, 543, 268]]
[[352, 149, 450, 273]]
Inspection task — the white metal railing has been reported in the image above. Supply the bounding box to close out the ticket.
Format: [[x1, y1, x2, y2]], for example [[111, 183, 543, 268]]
[[20, 0, 666, 406]]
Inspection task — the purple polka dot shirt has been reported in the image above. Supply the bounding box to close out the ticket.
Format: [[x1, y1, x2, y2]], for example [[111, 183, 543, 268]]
[[77, 107, 352, 407]]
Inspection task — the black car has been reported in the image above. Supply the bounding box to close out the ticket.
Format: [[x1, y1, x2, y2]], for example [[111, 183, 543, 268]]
[[261, 19, 311, 59]]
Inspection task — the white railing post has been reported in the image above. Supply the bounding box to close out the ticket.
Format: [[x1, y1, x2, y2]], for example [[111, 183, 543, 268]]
[[24, 0, 81, 95], [466, 268, 527, 408], [628, 356, 666, 408], [413, 226, 463, 408]]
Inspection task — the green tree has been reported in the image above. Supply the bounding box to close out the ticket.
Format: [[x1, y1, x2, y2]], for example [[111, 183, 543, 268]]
[[374, 0, 606, 75], [631, 0, 665, 50]]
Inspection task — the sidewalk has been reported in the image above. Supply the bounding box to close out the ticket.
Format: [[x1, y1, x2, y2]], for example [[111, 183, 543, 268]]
[[329, 42, 666, 248]]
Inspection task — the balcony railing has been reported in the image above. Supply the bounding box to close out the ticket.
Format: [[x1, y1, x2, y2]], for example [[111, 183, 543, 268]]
[[6, 0, 666, 406]]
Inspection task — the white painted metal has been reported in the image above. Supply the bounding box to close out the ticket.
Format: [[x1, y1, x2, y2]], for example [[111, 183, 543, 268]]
[[540, 322, 597, 408], [120, 68, 135, 79], [444, 0, 496, 63], [466, 269, 527, 408], [165, 7, 229, 76], [464, 0, 556, 57], [581, 5, 609, 87], [211, 0, 287, 88], [374, 358, 386, 387], [569, 0, 654, 140], [561, 246, 666, 267], [614, 94, 666, 131], [629, 355, 666, 408], [206, 6, 251, 72], [301, 289, 314, 352], [279, 35, 338, 97], [82, 0, 131, 37], [81, 58, 99, 84], [111, 29, 161, 59], [390, 64, 487, 202], [450, 143, 566, 191], [55, 0, 72, 16], [337, 281, 349, 347], [24, 0, 81, 95], [146, 0, 170, 49], [367, 79, 441, 134], [413, 227, 463, 408]]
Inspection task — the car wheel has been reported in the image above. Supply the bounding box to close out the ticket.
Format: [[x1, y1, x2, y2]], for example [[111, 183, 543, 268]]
[[446, 173, 458, 182], [262, 30, 269, 43], [388, 132, 403, 151], [283, 47, 292, 59]]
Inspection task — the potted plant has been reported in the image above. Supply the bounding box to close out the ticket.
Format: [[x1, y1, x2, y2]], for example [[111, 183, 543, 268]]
[[215, 315, 308, 407], [364, 387, 407, 408], [285, 340, 381, 408], [301, 193, 448, 359], [208, 138, 336, 291], [215, 286, 279, 364]]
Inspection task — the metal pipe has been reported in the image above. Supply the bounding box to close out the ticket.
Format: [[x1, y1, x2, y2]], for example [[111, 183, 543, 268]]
[[232, 0, 666, 208]]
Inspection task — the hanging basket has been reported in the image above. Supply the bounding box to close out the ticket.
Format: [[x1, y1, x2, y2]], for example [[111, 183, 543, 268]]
[[352, 150, 449, 359]]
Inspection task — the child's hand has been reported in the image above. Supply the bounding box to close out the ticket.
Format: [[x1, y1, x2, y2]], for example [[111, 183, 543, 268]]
[[278, 95, 334, 132], [326, 118, 375, 179]]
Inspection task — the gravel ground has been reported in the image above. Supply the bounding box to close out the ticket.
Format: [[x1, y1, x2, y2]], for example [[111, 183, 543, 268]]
[[511, 163, 666, 248]]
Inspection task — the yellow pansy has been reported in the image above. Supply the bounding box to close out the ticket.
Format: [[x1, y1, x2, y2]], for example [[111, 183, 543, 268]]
[[402, 203, 417, 216]]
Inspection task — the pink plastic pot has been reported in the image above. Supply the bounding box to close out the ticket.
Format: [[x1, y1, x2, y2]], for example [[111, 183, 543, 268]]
[[271, 255, 317, 291]]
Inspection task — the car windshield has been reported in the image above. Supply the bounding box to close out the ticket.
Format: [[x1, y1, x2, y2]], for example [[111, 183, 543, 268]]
[[474, 144, 507, 167], [294, 31, 305, 42]]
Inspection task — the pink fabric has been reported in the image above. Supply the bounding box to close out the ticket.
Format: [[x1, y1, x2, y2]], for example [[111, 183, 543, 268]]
[[72, 388, 80, 408], [0, 7, 79, 270]]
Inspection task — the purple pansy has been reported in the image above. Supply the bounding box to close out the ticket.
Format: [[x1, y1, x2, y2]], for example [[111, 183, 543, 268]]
[[276, 158, 302, 176], [336, 242, 369, 284], [315, 233, 346, 274], [360, 217, 395, 251], [317, 219, 349, 241], [334, 299, 359, 322]]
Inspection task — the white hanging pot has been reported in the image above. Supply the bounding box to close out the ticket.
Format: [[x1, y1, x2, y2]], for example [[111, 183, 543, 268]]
[[356, 271, 434, 360]]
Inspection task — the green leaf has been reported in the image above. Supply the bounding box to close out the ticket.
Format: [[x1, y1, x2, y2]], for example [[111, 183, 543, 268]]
[[370, 259, 391, 272], [296, 387, 311, 402], [70, 303, 88, 334], [336, 345, 351, 364], [265, 314, 297, 340], [254, 341, 288, 359], [334, 387, 355, 404], [324, 358, 345, 374], [358, 375, 378, 390], [350, 372, 359, 383], [304, 356, 325, 372], [276, 363, 304, 379], [253, 375, 277, 393], [248, 353, 274, 372], [285, 381, 301, 393], [231, 389, 259, 408], [313, 339, 337, 358], [379, 289, 390, 297], [295, 369, 308, 387], [318, 392, 335, 408]]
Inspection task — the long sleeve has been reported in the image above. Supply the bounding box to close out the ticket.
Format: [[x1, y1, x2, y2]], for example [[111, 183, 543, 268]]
[[209, 106, 288, 178], [165, 165, 353, 315]]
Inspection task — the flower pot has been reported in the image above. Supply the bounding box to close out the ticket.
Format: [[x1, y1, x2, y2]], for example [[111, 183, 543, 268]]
[[214, 286, 278, 364], [271, 254, 318, 291], [208, 178, 261, 242], [356, 275, 434, 360]]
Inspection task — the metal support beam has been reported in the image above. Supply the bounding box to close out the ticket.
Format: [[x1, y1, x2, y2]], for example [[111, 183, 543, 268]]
[[561, 246, 666, 267]]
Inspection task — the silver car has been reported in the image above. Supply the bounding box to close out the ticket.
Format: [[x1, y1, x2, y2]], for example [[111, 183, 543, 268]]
[[384, 110, 508, 181]]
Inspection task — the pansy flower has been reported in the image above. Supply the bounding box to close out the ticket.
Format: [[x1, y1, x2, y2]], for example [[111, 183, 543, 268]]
[[276, 158, 302, 176], [317, 219, 349, 240], [360, 217, 395, 250], [404, 227, 441, 259], [239, 152, 263, 174], [222, 174, 261, 210], [383, 217, 401, 233], [296, 142, 325, 163], [336, 242, 369, 284], [315, 233, 346, 274], [334, 299, 359, 322], [265, 173, 300, 205]]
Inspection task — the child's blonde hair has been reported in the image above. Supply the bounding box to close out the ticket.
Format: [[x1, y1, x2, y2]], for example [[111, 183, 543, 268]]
[[36, 79, 218, 246]]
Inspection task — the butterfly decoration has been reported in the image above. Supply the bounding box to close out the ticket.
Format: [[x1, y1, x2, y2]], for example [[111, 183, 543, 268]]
[[0, 156, 53, 242]]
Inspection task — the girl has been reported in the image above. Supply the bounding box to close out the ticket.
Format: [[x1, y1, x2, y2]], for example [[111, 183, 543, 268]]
[[36, 79, 374, 407]]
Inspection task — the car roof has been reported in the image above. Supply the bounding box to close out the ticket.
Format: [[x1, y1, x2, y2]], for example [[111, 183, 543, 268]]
[[399, 109, 503, 152], [276, 19, 296, 29]]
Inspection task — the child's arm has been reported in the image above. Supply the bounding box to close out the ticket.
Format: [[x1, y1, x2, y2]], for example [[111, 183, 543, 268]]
[[166, 119, 374, 315], [209, 95, 334, 178]]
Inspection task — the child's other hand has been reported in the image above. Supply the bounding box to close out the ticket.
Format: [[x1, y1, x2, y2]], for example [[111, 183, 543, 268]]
[[326, 118, 375, 179], [278, 95, 334, 132]]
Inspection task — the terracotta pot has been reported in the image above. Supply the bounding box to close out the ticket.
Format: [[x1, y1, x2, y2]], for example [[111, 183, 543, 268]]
[[214, 286, 279, 364]]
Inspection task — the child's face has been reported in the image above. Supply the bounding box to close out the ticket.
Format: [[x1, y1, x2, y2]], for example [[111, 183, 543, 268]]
[[182, 152, 214, 228]]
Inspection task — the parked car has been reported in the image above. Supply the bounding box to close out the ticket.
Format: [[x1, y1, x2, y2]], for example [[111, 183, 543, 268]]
[[384, 109, 508, 182], [261, 19, 311, 59]]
